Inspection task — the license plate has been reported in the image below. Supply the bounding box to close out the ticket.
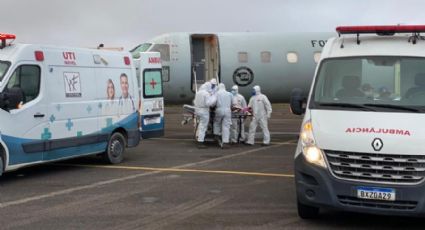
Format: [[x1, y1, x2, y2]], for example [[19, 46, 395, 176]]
[[357, 186, 395, 201], [144, 117, 161, 125]]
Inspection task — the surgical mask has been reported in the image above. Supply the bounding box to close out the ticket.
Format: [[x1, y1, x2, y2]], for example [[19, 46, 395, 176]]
[[251, 90, 256, 96], [231, 90, 237, 96]]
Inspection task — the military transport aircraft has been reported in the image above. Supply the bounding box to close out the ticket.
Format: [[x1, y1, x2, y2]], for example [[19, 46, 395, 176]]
[[130, 32, 333, 103]]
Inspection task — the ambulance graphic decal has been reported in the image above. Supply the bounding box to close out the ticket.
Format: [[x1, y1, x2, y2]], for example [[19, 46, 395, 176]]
[[63, 72, 82, 97]]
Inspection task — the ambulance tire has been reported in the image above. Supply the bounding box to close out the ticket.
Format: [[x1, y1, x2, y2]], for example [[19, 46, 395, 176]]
[[0, 156, 3, 177], [297, 199, 319, 219], [103, 132, 126, 164]]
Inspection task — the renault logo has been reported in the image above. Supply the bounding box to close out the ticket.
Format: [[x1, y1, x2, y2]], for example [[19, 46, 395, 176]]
[[372, 138, 383, 151]]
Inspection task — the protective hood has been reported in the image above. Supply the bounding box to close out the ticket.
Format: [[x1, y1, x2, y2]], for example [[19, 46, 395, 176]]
[[253, 85, 261, 95], [210, 78, 217, 85], [218, 83, 226, 91], [199, 82, 211, 92]]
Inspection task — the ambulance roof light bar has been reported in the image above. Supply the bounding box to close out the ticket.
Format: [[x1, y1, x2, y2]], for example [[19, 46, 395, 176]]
[[0, 33, 16, 49], [336, 25, 425, 47], [336, 25, 425, 35]]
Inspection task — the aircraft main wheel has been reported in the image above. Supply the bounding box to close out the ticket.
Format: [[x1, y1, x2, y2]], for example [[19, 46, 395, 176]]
[[297, 199, 319, 219], [103, 132, 126, 164]]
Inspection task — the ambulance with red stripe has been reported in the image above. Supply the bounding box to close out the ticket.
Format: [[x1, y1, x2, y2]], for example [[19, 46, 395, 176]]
[[0, 34, 163, 176], [291, 25, 425, 218]]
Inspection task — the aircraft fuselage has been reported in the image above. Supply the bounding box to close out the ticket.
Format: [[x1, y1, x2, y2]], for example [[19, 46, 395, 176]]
[[131, 32, 333, 103]]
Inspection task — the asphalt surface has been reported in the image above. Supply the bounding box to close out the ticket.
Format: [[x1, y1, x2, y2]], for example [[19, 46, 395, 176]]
[[0, 104, 424, 229]]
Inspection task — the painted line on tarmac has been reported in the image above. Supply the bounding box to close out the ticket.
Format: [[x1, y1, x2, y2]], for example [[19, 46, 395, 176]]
[[0, 170, 161, 209], [56, 164, 295, 178], [60, 140, 296, 177], [0, 141, 290, 209], [155, 131, 299, 138], [176, 140, 292, 168], [150, 137, 298, 145]]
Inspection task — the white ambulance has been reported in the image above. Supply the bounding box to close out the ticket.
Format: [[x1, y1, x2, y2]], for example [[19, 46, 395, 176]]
[[0, 34, 141, 176], [291, 25, 425, 218]]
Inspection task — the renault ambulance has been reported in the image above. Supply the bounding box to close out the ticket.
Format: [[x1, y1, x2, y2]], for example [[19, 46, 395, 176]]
[[291, 25, 425, 218], [0, 34, 142, 176]]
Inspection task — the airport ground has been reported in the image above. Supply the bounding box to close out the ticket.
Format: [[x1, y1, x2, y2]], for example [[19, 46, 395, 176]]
[[0, 104, 424, 229]]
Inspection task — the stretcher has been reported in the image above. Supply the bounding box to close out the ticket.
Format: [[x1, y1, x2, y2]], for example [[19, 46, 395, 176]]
[[182, 104, 251, 143]]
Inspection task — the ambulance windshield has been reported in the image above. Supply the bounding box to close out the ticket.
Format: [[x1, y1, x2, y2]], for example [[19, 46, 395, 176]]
[[0, 61, 10, 82], [311, 56, 425, 112]]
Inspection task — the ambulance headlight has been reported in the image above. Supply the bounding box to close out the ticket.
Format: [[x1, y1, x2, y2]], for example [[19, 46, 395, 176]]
[[303, 146, 326, 168], [300, 120, 315, 146], [300, 120, 326, 168]]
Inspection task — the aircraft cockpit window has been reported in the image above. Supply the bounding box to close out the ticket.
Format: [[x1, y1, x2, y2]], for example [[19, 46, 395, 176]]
[[261, 51, 271, 63], [130, 43, 152, 59], [150, 44, 170, 62], [314, 52, 322, 64], [238, 52, 248, 63], [287, 52, 298, 64]]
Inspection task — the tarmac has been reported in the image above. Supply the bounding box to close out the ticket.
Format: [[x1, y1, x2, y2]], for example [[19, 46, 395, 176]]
[[0, 104, 423, 229]]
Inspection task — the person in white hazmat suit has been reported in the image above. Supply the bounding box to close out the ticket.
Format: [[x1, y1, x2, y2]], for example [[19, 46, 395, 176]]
[[194, 82, 217, 148], [213, 83, 233, 148], [230, 85, 247, 143], [246, 85, 272, 146]]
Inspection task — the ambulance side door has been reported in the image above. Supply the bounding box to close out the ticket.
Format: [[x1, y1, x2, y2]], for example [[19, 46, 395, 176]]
[[2, 63, 46, 165]]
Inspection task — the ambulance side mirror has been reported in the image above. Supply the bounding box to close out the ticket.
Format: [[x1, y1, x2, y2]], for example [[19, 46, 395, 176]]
[[290, 88, 306, 115], [0, 87, 24, 111]]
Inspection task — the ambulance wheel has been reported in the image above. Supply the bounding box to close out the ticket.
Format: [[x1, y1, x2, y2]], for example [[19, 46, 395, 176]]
[[297, 199, 319, 219], [103, 132, 126, 164], [0, 156, 3, 177]]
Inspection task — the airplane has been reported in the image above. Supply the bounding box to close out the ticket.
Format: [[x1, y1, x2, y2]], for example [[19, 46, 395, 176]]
[[130, 32, 333, 103]]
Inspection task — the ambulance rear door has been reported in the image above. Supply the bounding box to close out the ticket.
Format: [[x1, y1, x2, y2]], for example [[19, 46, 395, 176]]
[[138, 52, 164, 138]]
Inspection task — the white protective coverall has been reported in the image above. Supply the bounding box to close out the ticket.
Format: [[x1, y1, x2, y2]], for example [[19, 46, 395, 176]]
[[194, 82, 216, 142], [230, 85, 247, 143], [247, 85, 272, 145], [213, 83, 233, 144]]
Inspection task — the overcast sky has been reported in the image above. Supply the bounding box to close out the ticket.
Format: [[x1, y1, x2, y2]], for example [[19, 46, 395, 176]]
[[1, 0, 422, 49]]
